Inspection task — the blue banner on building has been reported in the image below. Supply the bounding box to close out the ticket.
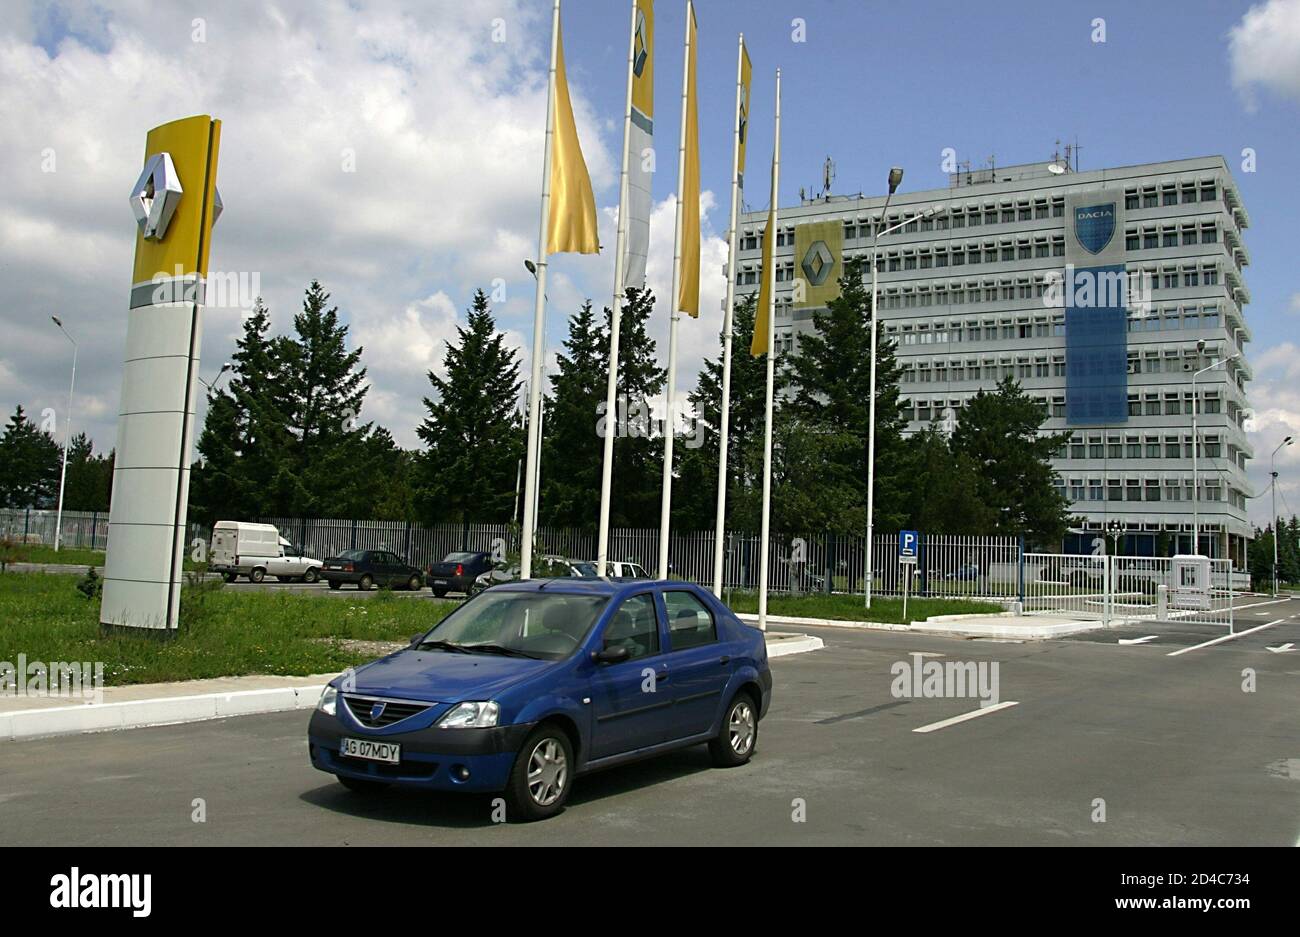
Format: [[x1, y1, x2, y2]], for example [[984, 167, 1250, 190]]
[[1065, 264, 1128, 424]]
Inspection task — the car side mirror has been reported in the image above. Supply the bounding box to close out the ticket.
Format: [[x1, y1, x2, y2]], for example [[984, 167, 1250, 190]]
[[593, 645, 630, 664], [409, 634, 424, 648]]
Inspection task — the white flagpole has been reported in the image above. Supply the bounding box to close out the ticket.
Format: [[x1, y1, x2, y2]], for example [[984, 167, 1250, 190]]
[[597, 0, 640, 578], [657, 0, 693, 580], [711, 34, 745, 597], [521, 0, 561, 581], [757, 68, 781, 632]]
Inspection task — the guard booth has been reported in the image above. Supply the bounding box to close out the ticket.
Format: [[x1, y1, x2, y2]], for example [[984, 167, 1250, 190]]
[[1170, 554, 1212, 610]]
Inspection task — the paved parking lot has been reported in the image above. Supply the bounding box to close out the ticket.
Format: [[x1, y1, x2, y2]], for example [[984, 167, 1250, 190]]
[[4, 615, 1296, 846]]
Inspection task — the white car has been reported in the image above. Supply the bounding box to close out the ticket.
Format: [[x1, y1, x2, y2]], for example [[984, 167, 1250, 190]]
[[607, 560, 650, 579], [264, 542, 324, 583]]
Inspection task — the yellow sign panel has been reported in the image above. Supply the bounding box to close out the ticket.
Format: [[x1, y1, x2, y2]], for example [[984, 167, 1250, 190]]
[[793, 220, 843, 309], [130, 115, 221, 284]]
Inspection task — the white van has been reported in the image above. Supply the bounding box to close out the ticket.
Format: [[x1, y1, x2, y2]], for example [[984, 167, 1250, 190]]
[[210, 521, 284, 583]]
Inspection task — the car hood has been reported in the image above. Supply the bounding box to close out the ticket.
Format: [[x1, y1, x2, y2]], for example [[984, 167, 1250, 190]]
[[349, 648, 556, 703]]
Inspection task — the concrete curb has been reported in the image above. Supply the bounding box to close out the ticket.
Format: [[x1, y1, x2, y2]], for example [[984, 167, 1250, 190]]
[[738, 610, 1103, 640], [738, 612, 909, 632], [765, 634, 826, 657], [908, 619, 1104, 639], [1, 684, 326, 742]]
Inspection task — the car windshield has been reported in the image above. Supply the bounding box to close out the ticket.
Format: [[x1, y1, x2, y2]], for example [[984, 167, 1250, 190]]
[[418, 591, 609, 661], [338, 549, 366, 560]]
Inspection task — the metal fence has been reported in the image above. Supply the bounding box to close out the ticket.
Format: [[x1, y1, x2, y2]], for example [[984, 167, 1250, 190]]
[[0, 508, 111, 551]]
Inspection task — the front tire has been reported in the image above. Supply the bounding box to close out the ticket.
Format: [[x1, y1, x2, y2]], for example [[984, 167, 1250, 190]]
[[709, 692, 758, 768], [303, 567, 319, 584], [504, 725, 574, 822], [406, 574, 422, 591], [337, 775, 389, 795]]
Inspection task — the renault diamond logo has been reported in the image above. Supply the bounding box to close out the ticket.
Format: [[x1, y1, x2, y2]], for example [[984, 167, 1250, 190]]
[[801, 240, 834, 286], [633, 10, 648, 78], [738, 84, 748, 145], [1074, 203, 1115, 255], [369, 702, 386, 722]]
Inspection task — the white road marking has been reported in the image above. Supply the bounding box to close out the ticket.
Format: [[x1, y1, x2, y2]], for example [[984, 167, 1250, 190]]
[[1118, 635, 1159, 645], [1230, 598, 1292, 613], [1166, 620, 1286, 657], [912, 701, 1019, 734], [1266, 643, 1296, 654]]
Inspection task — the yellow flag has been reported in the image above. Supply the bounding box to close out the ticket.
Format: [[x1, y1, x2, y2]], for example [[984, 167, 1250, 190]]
[[676, 3, 700, 316], [750, 203, 775, 356], [736, 41, 751, 189], [548, 20, 600, 255]]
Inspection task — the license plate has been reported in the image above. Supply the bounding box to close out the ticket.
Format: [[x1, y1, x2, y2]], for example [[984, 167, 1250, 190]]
[[433, 580, 447, 586], [340, 738, 400, 763]]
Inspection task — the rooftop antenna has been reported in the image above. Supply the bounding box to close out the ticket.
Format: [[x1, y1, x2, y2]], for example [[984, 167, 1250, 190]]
[[1047, 139, 1068, 175], [822, 155, 836, 200]]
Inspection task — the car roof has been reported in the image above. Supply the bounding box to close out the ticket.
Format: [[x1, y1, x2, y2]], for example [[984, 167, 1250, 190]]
[[490, 578, 697, 599]]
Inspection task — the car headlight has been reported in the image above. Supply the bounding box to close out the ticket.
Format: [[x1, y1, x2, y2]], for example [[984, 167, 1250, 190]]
[[438, 700, 499, 729], [317, 685, 338, 716]]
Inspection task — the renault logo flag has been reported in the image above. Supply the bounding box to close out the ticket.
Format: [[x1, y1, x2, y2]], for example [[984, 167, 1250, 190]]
[[1074, 203, 1116, 255], [736, 41, 751, 188], [622, 0, 654, 288]]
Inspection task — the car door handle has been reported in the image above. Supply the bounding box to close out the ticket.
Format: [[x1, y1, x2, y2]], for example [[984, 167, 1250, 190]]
[[719, 656, 731, 666]]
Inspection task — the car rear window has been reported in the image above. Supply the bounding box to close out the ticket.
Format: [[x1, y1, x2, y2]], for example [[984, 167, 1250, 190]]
[[339, 549, 366, 560], [443, 552, 480, 563]]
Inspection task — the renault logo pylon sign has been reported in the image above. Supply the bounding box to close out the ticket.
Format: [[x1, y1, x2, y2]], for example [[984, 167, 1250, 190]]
[[101, 115, 222, 633]]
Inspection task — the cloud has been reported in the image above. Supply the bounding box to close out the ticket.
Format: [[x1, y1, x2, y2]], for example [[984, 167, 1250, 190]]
[[0, 0, 617, 452], [1228, 0, 1300, 109], [1244, 342, 1300, 525]]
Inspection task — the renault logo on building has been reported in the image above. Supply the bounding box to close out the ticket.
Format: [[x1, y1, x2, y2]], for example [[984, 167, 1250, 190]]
[[1074, 203, 1116, 254], [800, 240, 834, 286]]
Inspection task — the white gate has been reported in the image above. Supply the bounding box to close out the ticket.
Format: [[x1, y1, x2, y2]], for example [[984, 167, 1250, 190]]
[[1024, 553, 1236, 631]]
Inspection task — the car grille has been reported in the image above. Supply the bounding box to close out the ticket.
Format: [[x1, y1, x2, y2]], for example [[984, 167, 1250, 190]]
[[343, 694, 432, 728]]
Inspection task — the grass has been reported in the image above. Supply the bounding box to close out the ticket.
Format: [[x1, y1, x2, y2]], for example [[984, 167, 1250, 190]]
[[3, 544, 205, 571], [5, 544, 107, 567], [0, 573, 454, 686], [723, 591, 1002, 624]]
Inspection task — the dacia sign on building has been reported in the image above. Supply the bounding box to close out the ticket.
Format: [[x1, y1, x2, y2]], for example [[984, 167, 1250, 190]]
[[1063, 189, 1128, 425]]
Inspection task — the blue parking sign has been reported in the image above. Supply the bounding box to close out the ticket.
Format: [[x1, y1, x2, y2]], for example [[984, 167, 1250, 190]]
[[899, 530, 919, 563]]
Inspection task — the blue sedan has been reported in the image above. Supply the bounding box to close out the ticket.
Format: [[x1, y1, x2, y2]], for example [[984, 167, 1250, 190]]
[[307, 579, 772, 821]]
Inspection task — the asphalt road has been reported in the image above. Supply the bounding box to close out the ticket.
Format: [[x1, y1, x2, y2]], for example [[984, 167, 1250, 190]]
[[4, 604, 1297, 846]]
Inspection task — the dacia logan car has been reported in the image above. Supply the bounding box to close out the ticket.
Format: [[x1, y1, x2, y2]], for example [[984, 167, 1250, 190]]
[[308, 579, 771, 821]]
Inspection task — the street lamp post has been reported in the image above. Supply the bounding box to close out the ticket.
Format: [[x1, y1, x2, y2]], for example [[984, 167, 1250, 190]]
[[50, 316, 77, 553], [1190, 349, 1239, 557], [864, 170, 947, 608], [1271, 435, 1293, 596]]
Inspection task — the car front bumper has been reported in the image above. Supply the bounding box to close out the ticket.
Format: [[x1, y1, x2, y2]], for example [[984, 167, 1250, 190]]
[[307, 710, 534, 793]]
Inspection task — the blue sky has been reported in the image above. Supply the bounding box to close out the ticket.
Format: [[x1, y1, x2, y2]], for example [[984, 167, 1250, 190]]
[[562, 0, 1295, 328]]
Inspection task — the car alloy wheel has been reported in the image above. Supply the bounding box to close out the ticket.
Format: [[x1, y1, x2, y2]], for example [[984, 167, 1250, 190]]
[[729, 699, 756, 756], [526, 737, 568, 807], [359, 574, 373, 591], [303, 567, 319, 583]]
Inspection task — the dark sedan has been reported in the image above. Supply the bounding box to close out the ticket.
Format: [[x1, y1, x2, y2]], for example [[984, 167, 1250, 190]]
[[321, 549, 425, 591], [427, 551, 494, 597]]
